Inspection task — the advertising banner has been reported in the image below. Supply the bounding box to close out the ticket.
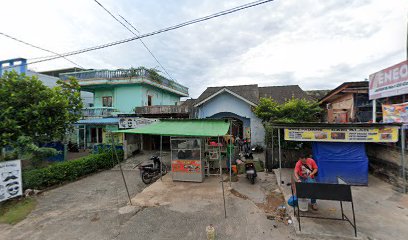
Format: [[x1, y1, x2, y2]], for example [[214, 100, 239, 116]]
[[284, 127, 399, 143], [369, 60, 408, 100], [171, 160, 201, 173], [382, 102, 408, 123], [118, 117, 158, 129], [0, 160, 23, 202]]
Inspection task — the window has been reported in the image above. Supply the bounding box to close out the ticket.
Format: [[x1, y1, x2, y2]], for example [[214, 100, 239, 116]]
[[102, 96, 112, 107], [148, 95, 152, 106]]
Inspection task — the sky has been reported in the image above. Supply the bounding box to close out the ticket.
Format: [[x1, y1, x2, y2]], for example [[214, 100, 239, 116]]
[[0, 0, 407, 98]]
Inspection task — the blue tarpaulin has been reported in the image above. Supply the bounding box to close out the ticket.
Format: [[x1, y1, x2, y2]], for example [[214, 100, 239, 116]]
[[312, 142, 368, 185], [41, 142, 65, 162]]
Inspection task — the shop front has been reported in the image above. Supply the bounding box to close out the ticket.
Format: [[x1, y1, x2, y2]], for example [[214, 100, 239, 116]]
[[117, 119, 231, 183]]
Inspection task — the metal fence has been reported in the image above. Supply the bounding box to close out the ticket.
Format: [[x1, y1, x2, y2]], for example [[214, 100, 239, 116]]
[[60, 68, 188, 95]]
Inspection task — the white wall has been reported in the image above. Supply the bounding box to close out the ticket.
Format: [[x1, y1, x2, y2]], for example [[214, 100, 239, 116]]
[[197, 92, 265, 146], [27, 70, 94, 107]]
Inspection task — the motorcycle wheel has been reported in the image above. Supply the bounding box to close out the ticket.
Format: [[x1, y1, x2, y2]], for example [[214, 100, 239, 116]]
[[141, 171, 153, 185], [161, 164, 167, 175], [250, 175, 255, 184]]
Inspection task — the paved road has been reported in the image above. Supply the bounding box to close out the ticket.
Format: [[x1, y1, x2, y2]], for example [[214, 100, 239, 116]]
[[1, 152, 335, 240], [0, 152, 153, 240], [1, 168, 144, 240]]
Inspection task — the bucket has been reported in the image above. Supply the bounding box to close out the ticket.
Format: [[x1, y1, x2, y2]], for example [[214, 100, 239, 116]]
[[298, 198, 308, 212], [231, 165, 237, 174], [206, 225, 215, 240]]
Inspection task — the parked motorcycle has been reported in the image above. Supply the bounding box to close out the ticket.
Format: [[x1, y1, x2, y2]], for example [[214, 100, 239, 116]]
[[243, 142, 253, 159], [138, 156, 167, 184], [245, 160, 257, 184]]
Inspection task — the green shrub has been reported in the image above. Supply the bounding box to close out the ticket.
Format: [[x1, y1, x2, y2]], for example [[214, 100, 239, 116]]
[[22, 151, 123, 190]]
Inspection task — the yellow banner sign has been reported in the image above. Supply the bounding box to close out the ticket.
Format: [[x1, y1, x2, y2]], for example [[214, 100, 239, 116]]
[[284, 127, 399, 142]]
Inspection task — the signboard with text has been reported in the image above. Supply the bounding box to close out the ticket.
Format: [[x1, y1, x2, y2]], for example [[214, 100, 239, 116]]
[[369, 60, 408, 100], [0, 160, 23, 202], [171, 160, 201, 173], [284, 127, 399, 143], [118, 117, 158, 129]]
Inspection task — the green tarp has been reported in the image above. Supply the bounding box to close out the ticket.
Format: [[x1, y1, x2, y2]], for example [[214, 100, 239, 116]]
[[115, 119, 230, 137]]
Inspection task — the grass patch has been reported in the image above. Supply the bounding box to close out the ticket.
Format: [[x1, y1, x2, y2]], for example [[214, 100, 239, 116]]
[[0, 198, 37, 225]]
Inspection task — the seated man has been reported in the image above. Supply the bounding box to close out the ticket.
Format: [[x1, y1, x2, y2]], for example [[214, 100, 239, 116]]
[[294, 153, 318, 210]]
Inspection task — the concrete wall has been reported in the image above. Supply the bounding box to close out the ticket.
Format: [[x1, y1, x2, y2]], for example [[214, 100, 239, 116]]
[[197, 92, 265, 146], [142, 85, 180, 106], [26, 70, 94, 107], [366, 143, 408, 191], [94, 88, 114, 108], [91, 84, 181, 113], [124, 134, 141, 159], [114, 85, 143, 113]]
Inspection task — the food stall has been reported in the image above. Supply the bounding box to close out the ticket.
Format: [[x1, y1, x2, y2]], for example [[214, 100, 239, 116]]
[[116, 119, 231, 182], [268, 122, 402, 185], [171, 137, 204, 182]]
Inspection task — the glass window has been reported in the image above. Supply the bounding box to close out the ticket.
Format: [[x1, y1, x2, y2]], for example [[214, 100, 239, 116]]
[[102, 96, 112, 107]]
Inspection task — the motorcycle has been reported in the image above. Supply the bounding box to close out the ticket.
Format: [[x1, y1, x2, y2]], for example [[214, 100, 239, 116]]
[[138, 156, 167, 184], [245, 160, 257, 184], [243, 142, 253, 159]]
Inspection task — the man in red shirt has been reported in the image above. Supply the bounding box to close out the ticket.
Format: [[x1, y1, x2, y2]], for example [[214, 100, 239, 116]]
[[294, 153, 318, 210]]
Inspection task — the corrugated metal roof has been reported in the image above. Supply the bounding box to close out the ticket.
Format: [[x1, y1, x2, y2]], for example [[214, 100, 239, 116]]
[[76, 118, 118, 125], [115, 119, 230, 137]]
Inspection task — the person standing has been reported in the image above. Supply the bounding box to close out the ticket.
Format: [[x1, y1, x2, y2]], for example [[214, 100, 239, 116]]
[[294, 153, 319, 210]]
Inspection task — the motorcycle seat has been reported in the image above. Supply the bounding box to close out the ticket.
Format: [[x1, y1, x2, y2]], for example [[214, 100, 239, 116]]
[[141, 163, 154, 168]]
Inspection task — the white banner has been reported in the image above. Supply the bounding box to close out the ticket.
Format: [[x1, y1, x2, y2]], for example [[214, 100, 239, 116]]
[[369, 60, 408, 100], [0, 160, 23, 202], [118, 117, 158, 129]]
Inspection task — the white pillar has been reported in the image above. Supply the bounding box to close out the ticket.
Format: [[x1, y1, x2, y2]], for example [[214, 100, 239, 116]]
[[372, 100, 377, 123]]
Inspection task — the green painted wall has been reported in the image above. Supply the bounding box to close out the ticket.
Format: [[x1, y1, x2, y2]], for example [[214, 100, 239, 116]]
[[114, 85, 143, 113], [92, 84, 181, 113], [141, 85, 180, 106]]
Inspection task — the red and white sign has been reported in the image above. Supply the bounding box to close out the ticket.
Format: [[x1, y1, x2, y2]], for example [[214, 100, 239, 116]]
[[369, 60, 408, 100]]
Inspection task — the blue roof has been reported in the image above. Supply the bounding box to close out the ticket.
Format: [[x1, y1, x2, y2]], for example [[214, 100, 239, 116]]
[[76, 118, 118, 125]]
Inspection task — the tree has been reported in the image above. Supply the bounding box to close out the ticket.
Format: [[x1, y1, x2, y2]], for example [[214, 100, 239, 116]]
[[254, 97, 322, 123], [254, 97, 322, 149], [0, 71, 83, 148]]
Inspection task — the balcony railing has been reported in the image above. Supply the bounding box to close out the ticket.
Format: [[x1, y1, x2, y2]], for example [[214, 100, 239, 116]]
[[60, 68, 188, 95], [135, 105, 190, 115], [81, 107, 118, 118]]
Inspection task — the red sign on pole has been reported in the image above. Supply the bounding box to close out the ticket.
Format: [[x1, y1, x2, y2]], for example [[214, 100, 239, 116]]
[[171, 160, 201, 173]]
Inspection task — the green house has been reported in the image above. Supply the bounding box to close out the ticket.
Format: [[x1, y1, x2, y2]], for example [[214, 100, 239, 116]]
[[61, 68, 189, 150], [61, 67, 189, 117]]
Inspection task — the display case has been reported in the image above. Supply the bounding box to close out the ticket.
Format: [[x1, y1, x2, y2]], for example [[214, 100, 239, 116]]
[[171, 137, 204, 182]]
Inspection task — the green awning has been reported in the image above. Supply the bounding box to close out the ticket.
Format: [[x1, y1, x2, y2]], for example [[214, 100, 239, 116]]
[[115, 119, 230, 137]]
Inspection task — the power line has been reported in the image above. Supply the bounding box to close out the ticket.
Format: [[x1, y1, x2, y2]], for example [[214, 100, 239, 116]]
[[119, 15, 177, 82], [119, 15, 140, 34], [0, 32, 84, 69], [5, 0, 274, 70], [93, 0, 176, 82]]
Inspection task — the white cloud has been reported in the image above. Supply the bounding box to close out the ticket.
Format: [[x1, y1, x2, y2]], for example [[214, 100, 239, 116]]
[[0, 0, 407, 97]]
